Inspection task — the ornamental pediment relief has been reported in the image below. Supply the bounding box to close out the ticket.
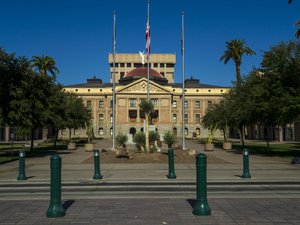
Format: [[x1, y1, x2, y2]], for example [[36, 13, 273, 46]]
[[117, 79, 170, 94]]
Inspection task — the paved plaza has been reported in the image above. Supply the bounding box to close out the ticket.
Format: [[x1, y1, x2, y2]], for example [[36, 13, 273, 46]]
[[0, 139, 300, 224]]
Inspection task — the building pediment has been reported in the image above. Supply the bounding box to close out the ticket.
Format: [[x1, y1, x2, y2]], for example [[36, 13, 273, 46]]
[[116, 78, 171, 94]]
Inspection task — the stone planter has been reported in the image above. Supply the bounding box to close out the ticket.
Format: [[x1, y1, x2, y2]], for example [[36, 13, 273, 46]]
[[204, 143, 214, 151], [223, 142, 232, 150], [67, 142, 76, 150], [85, 143, 94, 152]]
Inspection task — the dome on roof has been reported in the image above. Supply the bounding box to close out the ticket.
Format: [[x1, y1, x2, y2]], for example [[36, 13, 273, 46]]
[[125, 67, 162, 78]]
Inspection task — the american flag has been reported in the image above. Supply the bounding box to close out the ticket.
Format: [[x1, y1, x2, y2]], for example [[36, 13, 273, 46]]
[[145, 22, 150, 54]]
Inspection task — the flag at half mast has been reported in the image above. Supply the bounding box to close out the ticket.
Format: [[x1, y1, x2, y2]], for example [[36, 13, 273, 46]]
[[145, 22, 150, 54]]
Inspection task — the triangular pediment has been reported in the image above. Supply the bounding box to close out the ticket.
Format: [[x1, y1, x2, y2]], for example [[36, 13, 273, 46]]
[[116, 78, 171, 94]]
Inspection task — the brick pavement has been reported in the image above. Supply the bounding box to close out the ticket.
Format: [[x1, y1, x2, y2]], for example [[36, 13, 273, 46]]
[[1, 198, 300, 225]]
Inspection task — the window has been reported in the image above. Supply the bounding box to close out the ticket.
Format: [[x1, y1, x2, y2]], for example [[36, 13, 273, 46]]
[[185, 128, 188, 136], [195, 100, 200, 108], [184, 101, 188, 108], [120, 63, 124, 67], [99, 114, 104, 124], [99, 100, 104, 108], [110, 127, 113, 136], [99, 128, 104, 136], [129, 99, 137, 108], [110, 100, 113, 108], [172, 100, 177, 108], [87, 100, 92, 109], [151, 99, 158, 108], [196, 128, 200, 136], [184, 114, 188, 124], [173, 127, 177, 136], [166, 63, 174, 68], [195, 114, 201, 123], [154, 63, 158, 67], [207, 100, 212, 109], [160, 63, 164, 68], [134, 63, 142, 68], [110, 114, 113, 123], [127, 63, 131, 67], [173, 114, 177, 123]]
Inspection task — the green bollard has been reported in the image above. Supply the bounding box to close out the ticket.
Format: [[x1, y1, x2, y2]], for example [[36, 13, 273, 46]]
[[93, 149, 103, 179], [242, 149, 251, 178], [17, 150, 27, 180], [167, 148, 176, 179], [47, 154, 65, 218], [193, 153, 211, 216]]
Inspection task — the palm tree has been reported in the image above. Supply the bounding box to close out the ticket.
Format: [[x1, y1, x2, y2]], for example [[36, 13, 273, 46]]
[[288, 0, 300, 38], [139, 99, 154, 153], [31, 55, 59, 77], [220, 39, 255, 85]]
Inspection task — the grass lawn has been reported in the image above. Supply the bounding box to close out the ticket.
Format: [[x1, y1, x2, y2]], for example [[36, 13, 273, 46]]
[[230, 141, 300, 158], [0, 142, 67, 164]]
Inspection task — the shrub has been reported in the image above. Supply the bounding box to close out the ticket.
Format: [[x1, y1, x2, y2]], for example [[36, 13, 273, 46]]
[[133, 132, 146, 151], [149, 131, 160, 144], [163, 131, 176, 148], [115, 133, 128, 146]]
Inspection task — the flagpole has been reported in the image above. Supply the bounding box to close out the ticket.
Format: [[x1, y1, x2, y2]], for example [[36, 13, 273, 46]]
[[181, 12, 186, 150], [112, 11, 116, 149], [147, 0, 150, 100]]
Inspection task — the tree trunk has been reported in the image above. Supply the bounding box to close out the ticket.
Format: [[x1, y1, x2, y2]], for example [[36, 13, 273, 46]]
[[264, 125, 270, 151], [145, 113, 150, 153], [30, 127, 34, 152], [236, 63, 241, 85], [53, 129, 59, 149], [69, 128, 72, 142], [239, 125, 245, 149]]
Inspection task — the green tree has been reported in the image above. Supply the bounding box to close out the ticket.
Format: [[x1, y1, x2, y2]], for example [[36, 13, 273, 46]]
[[139, 99, 154, 153], [0, 48, 31, 127], [288, 0, 300, 38], [31, 55, 59, 77], [220, 39, 255, 84], [64, 93, 91, 142], [202, 100, 233, 143]]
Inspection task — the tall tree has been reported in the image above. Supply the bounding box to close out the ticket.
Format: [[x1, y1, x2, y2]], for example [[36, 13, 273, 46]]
[[288, 0, 300, 38], [220, 39, 255, 84], [139, 99, 154, 153], [0, 48, 31, 126], [31, 55, 59, 77]]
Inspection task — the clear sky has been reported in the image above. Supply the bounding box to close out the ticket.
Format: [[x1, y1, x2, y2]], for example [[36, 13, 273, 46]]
[[1, 0, 299, 87]]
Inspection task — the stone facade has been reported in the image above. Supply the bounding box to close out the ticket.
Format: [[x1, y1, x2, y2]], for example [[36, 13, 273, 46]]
[[61, 53, 228, 142]]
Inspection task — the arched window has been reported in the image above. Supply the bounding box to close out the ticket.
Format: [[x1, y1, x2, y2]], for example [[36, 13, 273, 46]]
[[173, 127, 177, 136], [130, 127, 136, 137], [99, 128, 104, 136], [185, 127, 188, 136], [110, 127, 113, 136], [196, 128, 200, 136]]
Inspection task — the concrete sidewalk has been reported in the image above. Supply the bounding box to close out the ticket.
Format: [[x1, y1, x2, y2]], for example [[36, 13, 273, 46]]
[[1, 139, 300, 224], [0, 139, 299, 183]]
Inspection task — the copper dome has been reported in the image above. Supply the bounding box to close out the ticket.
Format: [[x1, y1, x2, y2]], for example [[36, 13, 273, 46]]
[[125, 67, 162, 78]]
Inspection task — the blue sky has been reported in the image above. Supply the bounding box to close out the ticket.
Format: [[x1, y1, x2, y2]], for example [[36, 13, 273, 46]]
[[1, 0, 299, 87]]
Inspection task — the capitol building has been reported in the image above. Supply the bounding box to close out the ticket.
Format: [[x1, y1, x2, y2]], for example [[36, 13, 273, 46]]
[[60, 53, 228, 142]]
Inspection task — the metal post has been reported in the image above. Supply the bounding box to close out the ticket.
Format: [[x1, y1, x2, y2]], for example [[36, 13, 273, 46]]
[[17, 150, 27, 180], [242, 149, 251, 178], [112, 11, 116, 149], [93, 149, 103, 179], [47, 154, 65, 218], [193, 153, 211, 216], [181, 12, 186, 150], [167, 148, 176, 179]]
